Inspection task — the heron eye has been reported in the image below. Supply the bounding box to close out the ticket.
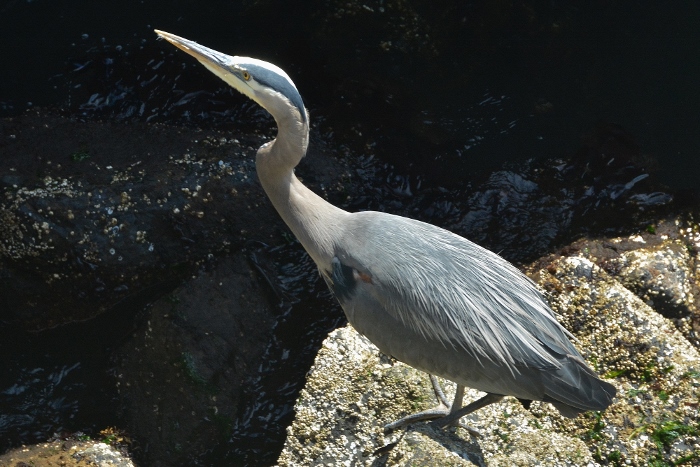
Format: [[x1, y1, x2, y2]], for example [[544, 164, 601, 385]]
[[242, 71, 251, 81]]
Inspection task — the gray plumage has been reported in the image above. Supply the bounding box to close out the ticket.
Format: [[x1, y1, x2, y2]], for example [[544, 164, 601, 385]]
[[155, 29, 616, 427], [324, 212, 613, 417]]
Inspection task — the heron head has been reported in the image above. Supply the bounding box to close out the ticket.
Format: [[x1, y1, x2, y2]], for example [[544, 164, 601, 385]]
[[155, 30, 307, 126]]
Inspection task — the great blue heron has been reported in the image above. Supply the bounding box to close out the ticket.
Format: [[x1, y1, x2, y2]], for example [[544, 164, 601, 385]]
[[155, 30, 616, 433]]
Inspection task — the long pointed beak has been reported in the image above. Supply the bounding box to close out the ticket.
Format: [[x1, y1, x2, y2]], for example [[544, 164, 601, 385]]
[[154, 29, 233, 74]]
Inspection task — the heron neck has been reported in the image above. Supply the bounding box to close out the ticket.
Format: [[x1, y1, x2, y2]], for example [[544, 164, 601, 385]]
[[256, 130, 347, 270]]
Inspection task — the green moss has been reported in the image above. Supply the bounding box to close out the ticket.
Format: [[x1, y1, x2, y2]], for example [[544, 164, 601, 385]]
[[646, 459, 670, 467], [70, 145, 90, 161], [528, 417, 543, 429], [607, 449, 622, 466], [584, 411, 605, 441], [632, 418, 700, 466], [99, 427, 128, 446], [180, 351, 210, 389], [406, 387, 429, 411], [650, 420, 698, 448], [605, 368, 630, 379], [493, 427, 511, 448], [674, 452, 699, 465], [627, 388, 647, 397]]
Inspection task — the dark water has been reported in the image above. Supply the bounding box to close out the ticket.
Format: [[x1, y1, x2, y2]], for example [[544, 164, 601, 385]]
[[1, 0, 699, 464], [207, 244, 346, 465], [2, 1, 699, 189], [0, 310, 127, 453]]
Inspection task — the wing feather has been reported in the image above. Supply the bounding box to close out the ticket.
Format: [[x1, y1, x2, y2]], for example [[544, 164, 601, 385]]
[[336, 211, 579, 375]]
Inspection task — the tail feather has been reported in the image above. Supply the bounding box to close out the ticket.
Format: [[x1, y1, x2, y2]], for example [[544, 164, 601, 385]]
[[542, 354, 616, 417]]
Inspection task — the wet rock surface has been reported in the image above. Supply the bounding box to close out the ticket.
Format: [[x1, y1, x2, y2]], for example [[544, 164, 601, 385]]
[[278, 217, 700, 466], [0, 111, 260, 328], [0, 111, 346, 329]]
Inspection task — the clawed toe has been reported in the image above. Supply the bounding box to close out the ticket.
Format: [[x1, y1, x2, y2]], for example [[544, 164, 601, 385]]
[[430, 416, 482, 437], [385, 375, 502, 436], [383, 404, 449, 432]]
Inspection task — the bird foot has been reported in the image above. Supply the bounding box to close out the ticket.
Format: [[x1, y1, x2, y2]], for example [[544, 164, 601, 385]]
[[383, 404, 450, 432], [383, 404, 483, 437], [449, 420, 483, 438], [383, 375, 485, 437], [430, 392, 505, 433]]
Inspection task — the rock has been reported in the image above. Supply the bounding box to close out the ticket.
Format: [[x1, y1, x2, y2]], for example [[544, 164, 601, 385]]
[[0, 111, 354, 464], [539, 255, 700, 465], [541, 217, 700, 347], [0, 112, 270, 329], [0, 111, 349, 330], [0, 439, 134, 467], [74, 442, 134, 466], [113, 254, 278, 466], [278, 218, 700, 466], [277, 324, 599, 467], [615, 240, 696, 321]]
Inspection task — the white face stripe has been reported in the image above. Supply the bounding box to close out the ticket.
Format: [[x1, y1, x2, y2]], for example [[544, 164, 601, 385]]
[[154, 31, 307, 123], [204, 61, 258, 102], [233, 57, 296, 88], [230, 57, 307, 123]]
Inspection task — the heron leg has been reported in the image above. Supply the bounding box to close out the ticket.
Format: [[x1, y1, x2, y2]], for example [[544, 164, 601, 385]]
[[384, 374, 452, 433], [383, 406, 451, 432], [384, 376, 483, 437], [441, 383, 483, 437], [430, 374, 451, 407], [450, 384, 465, 414], [431, 393, 505, 430]]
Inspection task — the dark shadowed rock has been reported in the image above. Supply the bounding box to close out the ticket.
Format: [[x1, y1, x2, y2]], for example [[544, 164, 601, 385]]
[[0, 111, 346, 330], [0, 111, 265, 328], [113, 254, 277, 467]]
